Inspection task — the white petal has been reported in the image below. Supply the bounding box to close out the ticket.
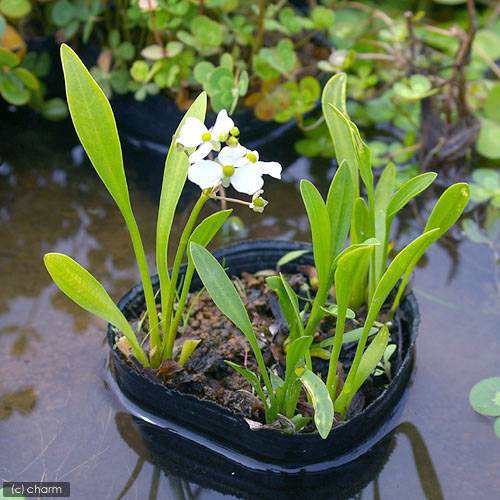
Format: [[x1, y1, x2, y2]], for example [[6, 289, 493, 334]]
[[177, 118, 207, 148], [230, 164, 264, 195], [188, 141, 213, 164], [211, 110, 234, 141], [257, 161, 282, 179], [188, 160, 223, 190], [217, 145, 247, 166]]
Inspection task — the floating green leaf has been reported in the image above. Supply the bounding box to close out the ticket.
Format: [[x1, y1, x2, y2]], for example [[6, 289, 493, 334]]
[[469, 378, 500, 417]]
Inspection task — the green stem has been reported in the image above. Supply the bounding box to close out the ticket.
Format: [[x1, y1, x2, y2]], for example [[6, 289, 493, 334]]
[[161, 194, 208, 359], [123, 212, 159, 359], [253, 0, 267, 55], [304, 277, 330, 337], [163, 262, 195, 359], [326, 306, 346, 400]]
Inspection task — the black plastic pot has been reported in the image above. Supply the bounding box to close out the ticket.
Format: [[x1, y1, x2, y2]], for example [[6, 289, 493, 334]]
[[108, 240, 419, 468]]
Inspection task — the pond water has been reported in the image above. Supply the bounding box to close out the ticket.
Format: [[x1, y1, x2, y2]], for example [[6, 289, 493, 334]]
[[0, 112, 499, 500]]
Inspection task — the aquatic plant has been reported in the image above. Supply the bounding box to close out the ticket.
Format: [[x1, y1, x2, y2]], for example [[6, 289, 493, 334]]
[[192, 73, 470, 437], [0, 3, 66, 117], [470, 377, 500, 439], [43, 44, 281, 368]]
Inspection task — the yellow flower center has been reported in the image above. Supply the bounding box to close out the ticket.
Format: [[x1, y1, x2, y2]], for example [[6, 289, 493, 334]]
[[227, 136, 238, 146], [252, 197, 266, 207], [201, 131, 211, 142], [223, 165, 235, 177], [230, 126, 240, 137], [246, 153, 257, 163]]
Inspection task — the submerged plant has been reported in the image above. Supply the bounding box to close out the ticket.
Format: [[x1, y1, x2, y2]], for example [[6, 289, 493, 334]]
[[43, 44, 281, 369], [192, 74, 470, 437]]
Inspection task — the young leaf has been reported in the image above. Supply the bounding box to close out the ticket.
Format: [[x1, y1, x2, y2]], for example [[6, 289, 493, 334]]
[[352, 197, 370, 244], [390, 183, 470, 315], [300, 179, 332, 282], [387, 172, 437, 219], [285, 336, 313, 380], [156, 92, 207, 324], [350, 325, 389, 396], [324, 103, 359, 186], [225, 361, 268, 407], [190, 243, 273, 396], [298, 368, 334, 439], [326, 161, 355, 257], [61, 43, 159, 351], [373, 162, 396, 283], [43, 253, 148, 366], [61, 44, 130, 214], [321, 72, 347, 114], [188, 210, 233, 257], [337, 228, 441, 414], [327, 244, 375, 398], [277, 249, 309, 268], [178, 339, 201, 367]]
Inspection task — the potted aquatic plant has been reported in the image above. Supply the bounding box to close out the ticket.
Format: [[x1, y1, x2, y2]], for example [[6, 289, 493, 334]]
[[44, 45, 469, 467]]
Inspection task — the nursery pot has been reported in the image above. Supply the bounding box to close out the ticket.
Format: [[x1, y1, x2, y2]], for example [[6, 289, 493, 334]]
[[108, 240, 419, 470]]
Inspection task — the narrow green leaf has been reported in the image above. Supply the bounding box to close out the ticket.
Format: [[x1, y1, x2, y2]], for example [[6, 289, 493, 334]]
[[324, 103, 359, 186], [358, 143, 374, 207], [298, 368, 334, 439], [390, 182, 470, 315], [374, 162, 396, 282], [190, 243, 273, 396], [188, 210, 233, 257], [43, 253, 148, 365], [337, 228, 441, 414], [319, 326, 379, 347], [277, 249, 309, 268], [387, 172, 437, 218], [327, 244, 375, 397], [178, 339, 201, 367], [351, 197, 370, 244], [156, 92, 207, 315], [285, 336, 312, 379], [266, 274, 303, 339], [60, 44, 130, 213], [351, 325, 389, 395], [225, 361, 267, 406], [425, 183, 470, 236], [321, 304, 355, 320], [326, 161, 355, 257], [321, 72, 347, 114], [300, 179, 332, 282]]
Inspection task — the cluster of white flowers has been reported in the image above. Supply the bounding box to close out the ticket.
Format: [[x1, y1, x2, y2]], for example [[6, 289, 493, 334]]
[[176, 110, 282, 212]]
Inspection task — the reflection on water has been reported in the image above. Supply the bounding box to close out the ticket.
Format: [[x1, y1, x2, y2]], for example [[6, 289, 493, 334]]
[[0, 113, 499, 499]]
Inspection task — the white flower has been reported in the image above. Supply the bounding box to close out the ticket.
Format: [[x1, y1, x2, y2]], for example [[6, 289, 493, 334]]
[[139, 0, 158, 12], [249, 190, 268, 213], [188, 145, 282, 195], [177, 110, 235, 164]]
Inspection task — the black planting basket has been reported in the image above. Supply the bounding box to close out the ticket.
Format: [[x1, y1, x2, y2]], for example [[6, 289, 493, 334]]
[[108, 240, 419, 469]]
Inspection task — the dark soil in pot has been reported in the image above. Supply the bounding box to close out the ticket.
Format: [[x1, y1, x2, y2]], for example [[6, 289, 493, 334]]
[[109, 240, 419, 466]]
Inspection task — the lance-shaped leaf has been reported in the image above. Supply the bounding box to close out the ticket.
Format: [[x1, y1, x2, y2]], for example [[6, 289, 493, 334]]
[[327, 244, 375, 397], [298, 368, 334, 439], [337, 228, 441, 413], [300, 179, 332, 282], [61, 44, 130, 214], [190, 242, 273, 398], [349, 325, 389, 397], [266, 274, 303, 340], [390, 182, 470, 314], [163, 209, 234, 358], [326, 161, 355, 257], [285, 336, 312, 380], [156, 92, 207, 320], [373, 162, 396, 283], [322, 72, 347, 114], [61, 43, 159, 351], [178, 339, 201, 367], [387, 172, 437, 219], [43, 253, 148, 366], [225, 361, 268, 408]]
